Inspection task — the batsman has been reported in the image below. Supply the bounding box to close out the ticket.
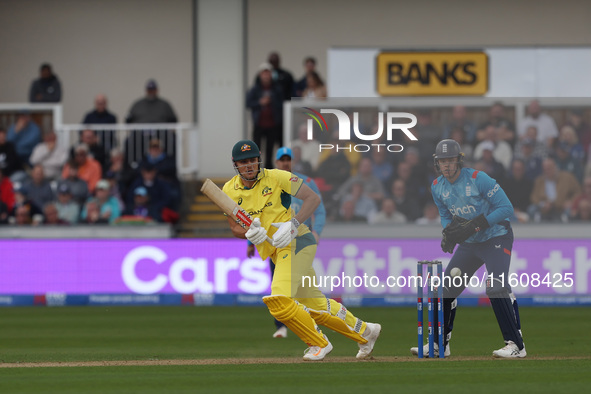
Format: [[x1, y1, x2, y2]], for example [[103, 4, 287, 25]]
[[411, 139, 526, 358], [224, 140, 381, 361]]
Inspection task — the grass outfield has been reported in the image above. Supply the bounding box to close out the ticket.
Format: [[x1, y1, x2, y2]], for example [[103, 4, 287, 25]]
[[0, 306, 589, 393]]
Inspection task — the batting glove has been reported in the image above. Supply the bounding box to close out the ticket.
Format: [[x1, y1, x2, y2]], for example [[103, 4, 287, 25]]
[[271, 218, 300, 248], [245, 218, 267, 245]]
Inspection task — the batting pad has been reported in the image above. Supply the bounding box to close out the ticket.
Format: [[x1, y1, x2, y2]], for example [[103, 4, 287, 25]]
[[309, 299, 368, 344], [263, 295, 328, 347]]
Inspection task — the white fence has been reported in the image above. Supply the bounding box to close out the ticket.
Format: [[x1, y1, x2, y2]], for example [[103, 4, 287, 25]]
[[0, 104, 199, 177]]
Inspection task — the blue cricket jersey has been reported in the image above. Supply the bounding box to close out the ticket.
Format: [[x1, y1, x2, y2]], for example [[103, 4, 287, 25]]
[[290, 171, 326, 235], [431, 168, 513, 243]]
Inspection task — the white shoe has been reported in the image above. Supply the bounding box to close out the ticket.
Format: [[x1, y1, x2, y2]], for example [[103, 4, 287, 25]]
[[303, 336, 333, 361], [410, 341, 450, 358], [492, 341, 526, 358], [272, 326, 288, 338], [356, 322, 381, 360]]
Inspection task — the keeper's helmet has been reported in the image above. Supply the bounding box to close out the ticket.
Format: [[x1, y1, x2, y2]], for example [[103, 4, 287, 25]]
[[433, 139, 464, 173]]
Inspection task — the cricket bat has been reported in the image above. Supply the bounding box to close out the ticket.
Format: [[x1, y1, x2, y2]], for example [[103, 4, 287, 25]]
[[200, 178, 273, 244]]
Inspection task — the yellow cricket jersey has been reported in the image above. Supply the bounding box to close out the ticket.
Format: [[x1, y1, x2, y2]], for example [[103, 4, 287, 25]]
[[223, 169, 311, 260]]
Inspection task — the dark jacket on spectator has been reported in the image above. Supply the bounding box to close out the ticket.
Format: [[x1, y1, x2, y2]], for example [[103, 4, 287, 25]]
[[29, 75, 62, 103], [0, 141, 23, 177]]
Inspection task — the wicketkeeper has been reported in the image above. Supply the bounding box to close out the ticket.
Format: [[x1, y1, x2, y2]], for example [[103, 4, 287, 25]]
[[411, 139, 526, 358], [225, 140, 381, 361]]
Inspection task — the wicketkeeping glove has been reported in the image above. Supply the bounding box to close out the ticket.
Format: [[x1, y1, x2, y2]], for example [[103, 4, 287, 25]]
[[245, 218, 268, 245], [271, 218, 300, 248], [443, 214, 490, 244], [441, 232, 456, 254]]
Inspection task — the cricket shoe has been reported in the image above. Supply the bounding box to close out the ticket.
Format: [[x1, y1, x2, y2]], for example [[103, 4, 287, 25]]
[[492, 341, 527, 358], [272, 326, 288, 338], [303, 336, 333, 361], [356, 322, 382, 360], [410, 342, 450, 358]]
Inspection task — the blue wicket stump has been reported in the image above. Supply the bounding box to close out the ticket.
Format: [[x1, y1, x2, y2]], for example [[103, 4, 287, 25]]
[[417, 260, 445, 358]]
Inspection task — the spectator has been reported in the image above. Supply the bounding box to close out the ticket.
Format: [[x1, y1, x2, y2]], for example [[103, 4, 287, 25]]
[[449, 127, 474, 163], [569, 176, 591, 221], [291, 145, 313, 175], [292, 123, 321, 171], [126, 79, 178, 124], [55, 183, 80, 224], [314, 144, 351, 217], [105, 148, 135, 202], [80, 179, 121, 224], [415, 202, 441, 225], [0, 168, 15, 212], [409, 110, 440, 162], [29, 63, 62, 103], [368, 198, 406, 224], [81, 94, 118, 155], [474, 141, 506, 183], [7, 111, 42, 165], [13, 205, 33, 225], [121, 186, 160, 222], [23, 165, 54, 211], [520, 100, 559, 147], [0, 127, 24, 180], [139, 138, 180, 210], [395, 161, 424, 202], [474, 124, 513, 170], [301, 71, 327, 99], [476, 102, 515, 146], [43, 202, 68, 225], [338, 182, 377, 222], [335, 158, 385, 205], [553, 141, 584, 184], [294, 56, 317, 97], [443, 105, 477, 145], [339, 199, 367, 222], [502, 159, 533, 222], [82, 199, 109, 224], [399, 149, 429, 203], [61, 144, 102, 193], [127, 162, 171, 216], [558, 125, 585, 164], [266, 51, 294, 100], [11, 184, 42, 223], [29, 131, 68, 180], [529, 158, 581, 222], [58, 163, 90, 205], [369, 147, 395, 189], [514, 137, 543, 181], [72, 129, 108, 173], [82, 94, 117, 124], [514, 126, 547, 161], [390, 179, 421, 221], [246, 62, 284, 166], [0, 200, 8, 225], [566, 109, 591, 162]]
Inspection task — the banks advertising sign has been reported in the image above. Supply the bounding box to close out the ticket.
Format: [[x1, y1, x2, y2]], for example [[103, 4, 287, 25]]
[[376, 52, 488, 96]]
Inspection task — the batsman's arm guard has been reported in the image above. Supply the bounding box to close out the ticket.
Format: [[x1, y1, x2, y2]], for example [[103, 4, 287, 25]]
[[263, 295, 328, 347]]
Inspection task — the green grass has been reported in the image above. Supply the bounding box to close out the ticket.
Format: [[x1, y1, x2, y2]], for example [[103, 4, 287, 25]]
[[0, 306, 590, 393]]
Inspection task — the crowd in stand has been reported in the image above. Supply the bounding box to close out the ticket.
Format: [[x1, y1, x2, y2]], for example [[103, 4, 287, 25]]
[[246, 52, 591, 225], [0, 63, 181, 226]]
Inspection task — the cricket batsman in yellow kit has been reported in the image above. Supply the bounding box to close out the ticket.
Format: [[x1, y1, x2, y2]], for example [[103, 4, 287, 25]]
[[224, 140, 381, 361]]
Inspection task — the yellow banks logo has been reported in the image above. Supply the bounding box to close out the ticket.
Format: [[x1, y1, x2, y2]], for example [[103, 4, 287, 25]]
[[376, 52, 488, 96]]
